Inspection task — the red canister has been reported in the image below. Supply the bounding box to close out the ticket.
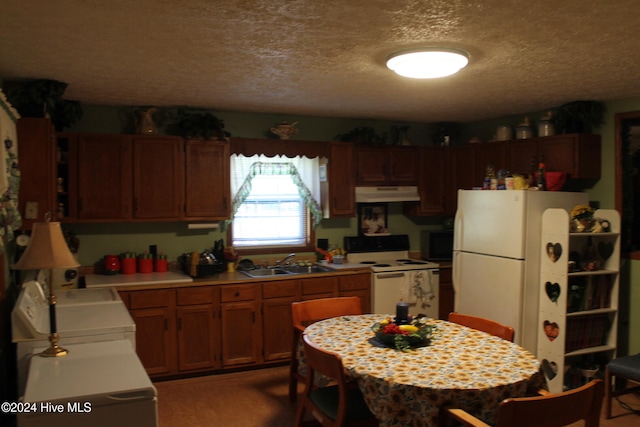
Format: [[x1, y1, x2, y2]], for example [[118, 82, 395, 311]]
[[138, 254, 153, 274], [120, 253, 137, 274], [155, 254, 168, 272]]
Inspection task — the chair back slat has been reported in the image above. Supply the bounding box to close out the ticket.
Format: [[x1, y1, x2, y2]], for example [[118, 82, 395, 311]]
[[448, 312, 515, 342], [302, 333, 347, 386], [293, 297, 362, 330], [495, 379, 604, 427]]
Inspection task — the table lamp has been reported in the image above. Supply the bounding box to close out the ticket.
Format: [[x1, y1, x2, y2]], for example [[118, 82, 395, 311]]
[[13, 217, 80, 357]]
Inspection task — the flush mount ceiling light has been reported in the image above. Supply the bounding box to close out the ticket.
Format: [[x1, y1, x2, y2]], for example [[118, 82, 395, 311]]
[[386, 48, 469, 79]]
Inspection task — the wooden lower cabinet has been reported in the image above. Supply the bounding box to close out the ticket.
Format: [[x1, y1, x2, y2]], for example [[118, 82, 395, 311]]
[[220, 284, 261, 367], [262, 280, 299, 362], [301, 276, 339, 300], [121, 273, 371, 378], [338, 272, 372, 313], [176, 287, 219, 371], [126, 289, 177, 376]]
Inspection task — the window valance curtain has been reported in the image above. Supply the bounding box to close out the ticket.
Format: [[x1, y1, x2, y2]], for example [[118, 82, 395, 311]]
[[229, 154, 322, 228]]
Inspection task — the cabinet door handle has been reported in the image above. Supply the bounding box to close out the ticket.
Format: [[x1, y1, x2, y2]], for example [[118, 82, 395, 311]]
[[177, 317, 182, 330], [234, 291, 240, 297]]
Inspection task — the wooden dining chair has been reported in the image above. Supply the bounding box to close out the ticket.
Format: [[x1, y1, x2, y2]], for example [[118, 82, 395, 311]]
[[448, 312, 515, 342], [441, 379, 604, 427], [290, 296, 362, 402], [294, 333, 378, 427], [604, 353, 640, 418]]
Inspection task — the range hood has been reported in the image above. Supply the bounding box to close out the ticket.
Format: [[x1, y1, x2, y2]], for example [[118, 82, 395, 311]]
[[355, 186, 420, 203]]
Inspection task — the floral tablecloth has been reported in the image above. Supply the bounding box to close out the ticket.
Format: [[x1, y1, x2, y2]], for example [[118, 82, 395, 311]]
[[303, 314, 544, 427]]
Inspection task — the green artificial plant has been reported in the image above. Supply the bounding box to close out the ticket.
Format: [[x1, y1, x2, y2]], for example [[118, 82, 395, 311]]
[[550, 100, 606, 134], [7, 79, 83, 130], [334, 126, 387, 145]]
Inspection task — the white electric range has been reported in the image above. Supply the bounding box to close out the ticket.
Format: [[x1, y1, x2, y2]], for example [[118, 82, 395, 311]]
[[344, 234, 440, 319]]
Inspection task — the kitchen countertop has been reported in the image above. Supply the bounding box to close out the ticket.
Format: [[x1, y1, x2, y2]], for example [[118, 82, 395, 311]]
[[83, 264, 371, 291], [85, 271, 194, 288]]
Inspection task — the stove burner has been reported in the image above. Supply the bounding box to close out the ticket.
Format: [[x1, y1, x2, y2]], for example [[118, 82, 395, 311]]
[[359, 261, 377, 265], [402, 261, 428, 265], [373, 263, 391, 267]]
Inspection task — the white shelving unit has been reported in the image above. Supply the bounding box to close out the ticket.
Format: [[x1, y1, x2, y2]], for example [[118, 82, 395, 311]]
[[538, 208, 620, 392]]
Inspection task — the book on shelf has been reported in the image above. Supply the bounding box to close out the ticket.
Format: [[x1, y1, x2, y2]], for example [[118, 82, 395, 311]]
[[565, 314, 610, 353], [567, 275, 613, 313]]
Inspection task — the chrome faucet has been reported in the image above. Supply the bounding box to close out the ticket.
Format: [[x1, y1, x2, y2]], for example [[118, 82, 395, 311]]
[[275, 253, 296, 267]]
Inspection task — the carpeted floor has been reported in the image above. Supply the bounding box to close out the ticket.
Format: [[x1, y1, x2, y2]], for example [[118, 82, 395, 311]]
[[155, 365, 640, 427]]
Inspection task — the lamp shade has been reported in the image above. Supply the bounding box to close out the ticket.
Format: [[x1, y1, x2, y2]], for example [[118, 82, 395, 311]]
[[13, 222, 79, 270], [386, 48, 469, 79]]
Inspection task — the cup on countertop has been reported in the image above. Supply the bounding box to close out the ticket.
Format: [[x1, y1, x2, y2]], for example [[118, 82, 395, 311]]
[[333, 255, 344, 264]]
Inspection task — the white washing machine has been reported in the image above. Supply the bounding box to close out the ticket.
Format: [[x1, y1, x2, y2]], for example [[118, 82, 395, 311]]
[[18, 340, 157, 427], [12, 280, 136, 396]]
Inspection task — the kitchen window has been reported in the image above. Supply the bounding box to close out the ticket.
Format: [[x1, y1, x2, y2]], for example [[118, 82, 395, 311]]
[[229, 154, 322, 252]]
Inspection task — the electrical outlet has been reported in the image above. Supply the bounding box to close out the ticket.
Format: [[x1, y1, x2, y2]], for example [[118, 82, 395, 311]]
[[25, 201, 38, 219]]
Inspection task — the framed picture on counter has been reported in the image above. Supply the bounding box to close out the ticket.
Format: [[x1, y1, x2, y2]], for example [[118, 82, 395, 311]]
[[358, 204, 389, 236]]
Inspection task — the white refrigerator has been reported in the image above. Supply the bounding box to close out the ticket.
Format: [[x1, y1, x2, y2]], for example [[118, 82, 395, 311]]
[[452, 189, 588, 354]]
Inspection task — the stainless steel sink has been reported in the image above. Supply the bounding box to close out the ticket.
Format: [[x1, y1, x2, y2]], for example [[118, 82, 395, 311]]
[[280, 265, 334, 274], [240, 268, 292, 277], [239, 264, 334, 278]]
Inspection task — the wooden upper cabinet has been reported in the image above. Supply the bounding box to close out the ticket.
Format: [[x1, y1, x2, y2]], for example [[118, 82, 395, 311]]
[[388, 146, 419, 184], [505, 133, 601, 179], [184, 139, 231, 220], [505, 139, 538, 175], [75, 134, 132, 220], [355, 146, 418, 185], [539, 134, 601, 179], [132, 136, 184, 220], [408, 146, 448, 215], [327, 142, 356, 217], [74, 134, 183, 221], [16, 118, 56, 229], [356, 147, 387, 184]]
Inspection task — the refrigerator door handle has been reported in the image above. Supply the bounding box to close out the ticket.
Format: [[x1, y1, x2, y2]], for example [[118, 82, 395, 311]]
[[452, 251, 460, 295], [453, 203, 463, 251]]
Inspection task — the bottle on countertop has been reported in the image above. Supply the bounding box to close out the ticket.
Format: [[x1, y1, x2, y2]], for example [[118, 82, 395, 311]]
[[537, 161, 547, 191]]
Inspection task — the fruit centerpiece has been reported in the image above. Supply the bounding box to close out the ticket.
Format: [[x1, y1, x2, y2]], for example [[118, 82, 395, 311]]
[[372, 314, 434, 352]]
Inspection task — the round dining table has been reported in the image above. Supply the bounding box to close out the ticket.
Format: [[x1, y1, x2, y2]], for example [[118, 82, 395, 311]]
[[303, 314, 545, 427]]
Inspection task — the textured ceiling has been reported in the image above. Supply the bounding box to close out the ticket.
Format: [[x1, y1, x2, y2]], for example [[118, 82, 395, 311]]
[[1, 0, 639, 123]]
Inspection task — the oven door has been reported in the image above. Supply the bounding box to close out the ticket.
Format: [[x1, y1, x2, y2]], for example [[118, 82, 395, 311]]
[[372, 269, 439, 319]]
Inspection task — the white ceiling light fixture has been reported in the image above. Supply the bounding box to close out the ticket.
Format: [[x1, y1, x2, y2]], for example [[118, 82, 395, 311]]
[[386, 48, 469, 79]]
